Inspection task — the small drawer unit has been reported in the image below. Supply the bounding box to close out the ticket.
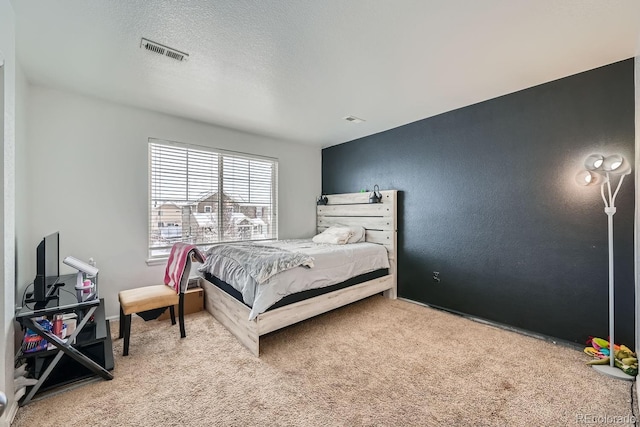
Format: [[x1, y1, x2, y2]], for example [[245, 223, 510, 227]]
[[157, 287, 204, 321]]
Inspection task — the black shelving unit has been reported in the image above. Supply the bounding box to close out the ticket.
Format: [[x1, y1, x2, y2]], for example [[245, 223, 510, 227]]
[[15, 274, 114, 405]]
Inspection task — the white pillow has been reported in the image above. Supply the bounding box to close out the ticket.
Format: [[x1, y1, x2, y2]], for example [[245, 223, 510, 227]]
[[312, 226, 365, 245], [346, 226, 365, 243], [312, 226, 352, 244]]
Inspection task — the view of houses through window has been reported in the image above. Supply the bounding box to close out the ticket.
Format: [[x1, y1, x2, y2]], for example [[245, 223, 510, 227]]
[[149, 139, 278, 258]]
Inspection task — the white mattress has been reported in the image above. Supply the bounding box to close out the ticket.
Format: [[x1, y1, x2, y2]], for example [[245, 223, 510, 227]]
[[200, 239, 390, 320]]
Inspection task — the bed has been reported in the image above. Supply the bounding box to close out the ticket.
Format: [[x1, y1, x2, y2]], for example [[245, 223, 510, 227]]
[[199, 190, 398, 356]]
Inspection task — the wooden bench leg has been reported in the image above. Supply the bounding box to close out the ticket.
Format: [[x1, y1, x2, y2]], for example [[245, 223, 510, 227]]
[[123, 313, 132, 356], [169, 305, 176, 325], [179, 293, 186, 338]]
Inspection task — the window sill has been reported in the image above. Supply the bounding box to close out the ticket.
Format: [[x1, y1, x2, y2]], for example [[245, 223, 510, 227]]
[[146, 257, 168, 266]]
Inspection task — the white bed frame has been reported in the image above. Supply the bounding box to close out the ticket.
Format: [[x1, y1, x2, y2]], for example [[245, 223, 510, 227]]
[[200, 190, 398, 356]]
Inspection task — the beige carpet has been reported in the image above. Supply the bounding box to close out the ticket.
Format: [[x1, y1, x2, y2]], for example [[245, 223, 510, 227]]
[[12, 296, 636, 426]]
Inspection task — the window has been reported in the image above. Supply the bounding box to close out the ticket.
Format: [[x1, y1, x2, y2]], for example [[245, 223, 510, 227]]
[[148, 139, 278, 259]]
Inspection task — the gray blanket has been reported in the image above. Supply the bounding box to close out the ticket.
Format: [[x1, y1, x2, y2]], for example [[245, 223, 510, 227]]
[[204, 243, 314, 285]]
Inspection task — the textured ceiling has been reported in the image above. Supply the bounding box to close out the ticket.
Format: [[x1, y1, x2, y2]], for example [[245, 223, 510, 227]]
[[11, 0, 640, 147]]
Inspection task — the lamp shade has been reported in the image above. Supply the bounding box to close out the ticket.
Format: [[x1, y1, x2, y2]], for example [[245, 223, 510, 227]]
[[602, 154, 631, 175], [584, 154, 604, 171], [576, 170, 606, 186]]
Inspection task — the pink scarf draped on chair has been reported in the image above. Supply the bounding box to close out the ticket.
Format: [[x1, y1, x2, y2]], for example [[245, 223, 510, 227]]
[[164, 243, 206, 293]]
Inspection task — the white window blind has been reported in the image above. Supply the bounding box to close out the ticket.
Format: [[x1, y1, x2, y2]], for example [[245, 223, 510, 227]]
[[149, 139, 278, 259]]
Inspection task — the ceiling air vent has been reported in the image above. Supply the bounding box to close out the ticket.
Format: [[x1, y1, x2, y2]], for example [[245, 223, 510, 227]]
[[344, 115, 365, 123], [140, 38, 189, 62]]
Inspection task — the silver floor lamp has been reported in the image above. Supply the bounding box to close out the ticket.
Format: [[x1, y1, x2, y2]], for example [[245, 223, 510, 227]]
[[576, 153, 633, 381]]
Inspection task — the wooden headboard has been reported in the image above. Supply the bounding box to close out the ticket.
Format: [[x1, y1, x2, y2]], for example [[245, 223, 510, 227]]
[[316, 190, 398, 298]]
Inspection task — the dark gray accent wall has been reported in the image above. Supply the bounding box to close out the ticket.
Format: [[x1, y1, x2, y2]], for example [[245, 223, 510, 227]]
[[322, 59, 635, 346]]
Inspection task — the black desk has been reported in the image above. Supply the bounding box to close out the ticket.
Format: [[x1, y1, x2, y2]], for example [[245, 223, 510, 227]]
[[15, 274, 114, 405]]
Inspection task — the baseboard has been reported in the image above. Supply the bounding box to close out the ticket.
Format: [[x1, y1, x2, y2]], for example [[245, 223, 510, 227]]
[[398, 297, 583, 350], [633, 381, 640, 418], [0, 400, 18, 427]]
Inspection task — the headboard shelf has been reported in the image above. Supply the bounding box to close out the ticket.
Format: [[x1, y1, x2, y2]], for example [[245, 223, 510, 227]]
[[322, 190, 396, 206], [317, 216, 393, 230], [317, 204, 391, 216]]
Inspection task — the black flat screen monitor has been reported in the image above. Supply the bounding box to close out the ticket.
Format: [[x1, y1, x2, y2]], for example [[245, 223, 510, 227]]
[[33, 231, 60, 302]]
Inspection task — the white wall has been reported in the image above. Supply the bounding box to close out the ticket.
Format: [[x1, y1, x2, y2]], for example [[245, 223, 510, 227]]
[[634, 53, 640, 414], [22, 85, 321, 318], [15, 62, 29, 305], [0, 0, 16, 424], [635, 54, 639, 415]]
